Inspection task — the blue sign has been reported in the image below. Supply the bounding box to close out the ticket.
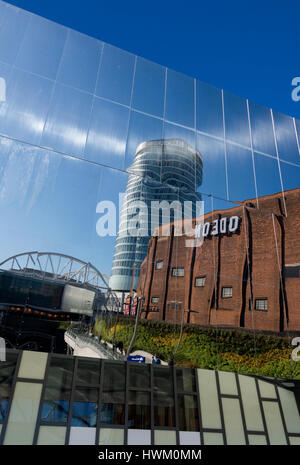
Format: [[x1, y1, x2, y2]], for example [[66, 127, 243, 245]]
[[127, 355, 145, 363]]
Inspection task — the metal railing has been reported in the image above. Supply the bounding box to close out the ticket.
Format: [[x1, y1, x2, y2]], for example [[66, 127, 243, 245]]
[[65, 323, 124, 360]]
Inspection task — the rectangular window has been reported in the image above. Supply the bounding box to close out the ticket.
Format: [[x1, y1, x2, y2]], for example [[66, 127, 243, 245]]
[[129, 365, 150, 389], [172, 267, 184, 277], [178, 394, 199, 432], [153, 367, 175, 427], [156, 260, 163, 270], [100, 363, 125, 425], [128, 391, 151, 429], [76, 358, 101, 386], [222, 287, 232, 298], [284, 265, 300, 278], [195, 276, 206, 287], [176, 368, 197, 393], [41, 356, 74, 424], [255, 299, 268, 311], [167, 302, 182, 312], [71, 387, 98, 427], [151, 297, 159, 303]]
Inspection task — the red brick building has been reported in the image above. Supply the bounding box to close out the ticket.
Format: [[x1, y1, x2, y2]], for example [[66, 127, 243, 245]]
[[137, 189, 300, 333]]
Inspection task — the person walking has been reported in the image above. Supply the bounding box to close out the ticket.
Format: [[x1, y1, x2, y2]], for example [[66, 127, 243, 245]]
[[155, 355, 161, 365]]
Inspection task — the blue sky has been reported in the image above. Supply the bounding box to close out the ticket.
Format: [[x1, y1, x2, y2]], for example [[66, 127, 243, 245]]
[[1, 0, 300, 279], [5, 0, 300, 120]]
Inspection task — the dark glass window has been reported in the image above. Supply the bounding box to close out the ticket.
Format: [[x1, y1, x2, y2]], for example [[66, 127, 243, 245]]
[[0, 352, 18, 421], [176, 368, 196, 393], [153, 367, 175, 427], [153, 392, 175, 427], [0, 272, 64, 309], [167, 302, 182, 312], [129, 364, 150, 389], [100, 403, 125, 425], [76, 358, 100, 386], [71, 387, 98, 427], [41, 356, 74, 423], [128, 391, 150, 429], [178, 395, 199, 431], [100, 363, 125, 425], [102, 363, 125, 395], [284, 265, 300, 278]]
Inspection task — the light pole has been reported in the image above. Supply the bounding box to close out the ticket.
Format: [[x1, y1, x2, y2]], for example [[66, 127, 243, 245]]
[[125, 296, 145, 358]]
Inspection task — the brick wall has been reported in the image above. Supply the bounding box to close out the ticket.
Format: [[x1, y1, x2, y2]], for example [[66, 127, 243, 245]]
[[137, 189, 300, 333]]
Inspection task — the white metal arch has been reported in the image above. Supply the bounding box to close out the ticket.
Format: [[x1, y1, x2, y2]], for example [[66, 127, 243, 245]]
[[0, 251, 107, 289]]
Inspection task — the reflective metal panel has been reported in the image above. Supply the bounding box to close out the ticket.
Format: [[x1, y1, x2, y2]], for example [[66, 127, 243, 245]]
[[41, 83, 93, 156], [223, 91, 250, 147], [165, 69, 194, 128], [61, 285, 95, 316], [95, 168, 128, 277], [0, 60, 11, 83], [280, 160, 300, 191], [248, 101, 276, 156], [85, 97, 129, 169], [57, 30, 103, 93], [0, 141, 102, 268], [96, 44, 135, 106], [0, 68, 53, 145], [196, 80, 223, 138], [197, 134, 227, 200], [132, 57, 165, 117], [40, 154, 102, 260], [0, 61, 11, 103], [0, 2, 29, 65], [294, 118, 300, 154], [254, 153, 282, 199], [126, 111, 163, 169], [15, 13, 67, 79], [226, 143, 256, 202], [272, 110, 300, 164]]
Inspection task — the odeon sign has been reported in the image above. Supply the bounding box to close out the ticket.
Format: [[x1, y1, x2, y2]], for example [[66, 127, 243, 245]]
[[194, 216, 240, 239]]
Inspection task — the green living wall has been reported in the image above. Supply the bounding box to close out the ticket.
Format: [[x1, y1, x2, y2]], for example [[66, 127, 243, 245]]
[[94, 316, 300, 379]]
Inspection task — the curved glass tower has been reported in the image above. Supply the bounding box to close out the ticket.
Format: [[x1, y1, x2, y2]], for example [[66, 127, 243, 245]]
[[109, 138, 203, 291]]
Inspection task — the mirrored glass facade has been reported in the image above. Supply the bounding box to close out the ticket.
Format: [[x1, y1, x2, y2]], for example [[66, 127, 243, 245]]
[[0, 0, 299, 380]]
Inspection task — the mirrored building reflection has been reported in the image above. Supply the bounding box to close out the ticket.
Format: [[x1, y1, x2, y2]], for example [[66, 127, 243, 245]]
[[0, 0, 299, 377], [110, 139, 202, 291]]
